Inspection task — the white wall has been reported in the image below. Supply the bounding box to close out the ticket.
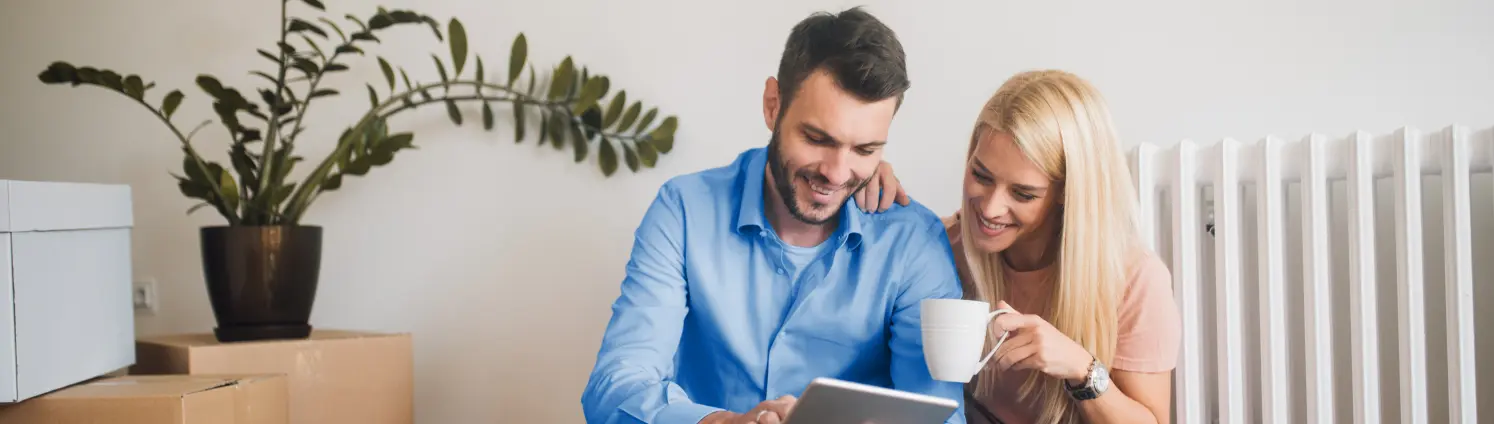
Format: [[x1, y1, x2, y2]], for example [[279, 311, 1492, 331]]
[[2, 0, 1492, 422]]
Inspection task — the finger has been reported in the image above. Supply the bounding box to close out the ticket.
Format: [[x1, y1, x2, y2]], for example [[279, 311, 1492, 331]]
[[862, 175, 881, 213], [877, 174, 897, 212], [989, 330, 1032, 369], [992, 312, 1035, 333], [758, 411, 783, 424], [994, 301, 1018, 312], [765, 396, 796, 415], [997, 341, 1042, 373], [896, 185, 910, 206]]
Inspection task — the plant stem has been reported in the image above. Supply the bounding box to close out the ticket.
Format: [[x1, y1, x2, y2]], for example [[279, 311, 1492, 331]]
[[257, 0, 293, 222], [126, 96, 241, 226]]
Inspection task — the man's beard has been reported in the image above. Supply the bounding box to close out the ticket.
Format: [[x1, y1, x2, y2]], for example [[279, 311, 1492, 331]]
[[766, 130, 870, 226]]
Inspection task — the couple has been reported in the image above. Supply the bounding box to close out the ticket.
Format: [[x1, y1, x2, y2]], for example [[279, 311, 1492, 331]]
[[581, 7, 1180, 424]]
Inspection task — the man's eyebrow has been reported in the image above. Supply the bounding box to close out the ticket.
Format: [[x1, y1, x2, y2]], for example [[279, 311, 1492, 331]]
[[802, 123, 886, 147]]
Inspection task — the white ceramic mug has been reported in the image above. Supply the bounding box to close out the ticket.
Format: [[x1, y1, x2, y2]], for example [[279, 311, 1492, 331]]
[[920, 299, 1015, 382]]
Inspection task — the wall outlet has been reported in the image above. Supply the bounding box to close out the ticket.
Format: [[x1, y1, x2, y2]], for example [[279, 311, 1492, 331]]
[[132, 279, 157, 314]]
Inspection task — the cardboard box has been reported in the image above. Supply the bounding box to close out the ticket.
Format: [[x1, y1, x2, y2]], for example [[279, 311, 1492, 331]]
[[0, 374, 288, 424], [0, 180, 135, 402], [133, 330, 412, 424]]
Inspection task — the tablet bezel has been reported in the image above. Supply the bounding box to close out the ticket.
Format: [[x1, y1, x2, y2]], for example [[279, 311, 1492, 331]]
[[782, 377, 959, 424]]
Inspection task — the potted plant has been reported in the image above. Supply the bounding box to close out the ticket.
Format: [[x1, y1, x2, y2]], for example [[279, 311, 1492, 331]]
[[36, 0, 680, 342]]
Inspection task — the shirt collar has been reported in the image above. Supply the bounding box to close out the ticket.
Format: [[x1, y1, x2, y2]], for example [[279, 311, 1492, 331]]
[[734, 147, 864, 250]]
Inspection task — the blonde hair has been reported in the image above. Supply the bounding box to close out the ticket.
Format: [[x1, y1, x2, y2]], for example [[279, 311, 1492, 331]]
[[959, 70, 1140, 424]]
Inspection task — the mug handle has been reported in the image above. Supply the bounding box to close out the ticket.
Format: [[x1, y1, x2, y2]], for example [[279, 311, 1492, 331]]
[[976, 308, 1017, 369]]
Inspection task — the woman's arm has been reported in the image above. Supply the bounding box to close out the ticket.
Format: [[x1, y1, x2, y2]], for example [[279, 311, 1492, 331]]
[[1073, 369, 1171, 423], [989, 302, 1172, 424]]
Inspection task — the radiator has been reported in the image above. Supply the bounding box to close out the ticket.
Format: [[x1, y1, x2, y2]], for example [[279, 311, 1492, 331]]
[[1129, 124, 1493, 424]]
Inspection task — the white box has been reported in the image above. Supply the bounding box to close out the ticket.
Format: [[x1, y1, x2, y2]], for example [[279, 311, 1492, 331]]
[[0, 180, 134, 402]]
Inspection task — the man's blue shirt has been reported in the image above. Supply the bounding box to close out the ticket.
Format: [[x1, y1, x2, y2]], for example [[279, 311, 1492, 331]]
[[581, 147, 967, 423]]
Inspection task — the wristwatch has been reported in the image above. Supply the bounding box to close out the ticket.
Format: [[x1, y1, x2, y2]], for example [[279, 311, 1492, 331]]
[[1065, 357, 1110, 401]]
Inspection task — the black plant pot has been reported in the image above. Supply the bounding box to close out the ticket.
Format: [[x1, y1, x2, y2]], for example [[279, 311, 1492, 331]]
[[200, 225, 322, 343]]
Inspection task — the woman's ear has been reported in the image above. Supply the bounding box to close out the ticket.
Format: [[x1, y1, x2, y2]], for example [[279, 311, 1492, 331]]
[[763, 77, 781, 131]]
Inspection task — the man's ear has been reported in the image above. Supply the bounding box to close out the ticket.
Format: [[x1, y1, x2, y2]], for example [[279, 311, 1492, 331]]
[[763, 77, 781, 131]]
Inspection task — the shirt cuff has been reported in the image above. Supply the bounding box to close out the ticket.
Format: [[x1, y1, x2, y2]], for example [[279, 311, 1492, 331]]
[[656, 402, 724, 424]]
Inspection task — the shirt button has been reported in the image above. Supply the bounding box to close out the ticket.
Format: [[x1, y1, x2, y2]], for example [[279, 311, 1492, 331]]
[[776, 268, 786, 275]]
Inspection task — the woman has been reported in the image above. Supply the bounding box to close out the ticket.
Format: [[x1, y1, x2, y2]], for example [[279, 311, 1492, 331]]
[[857, 70, 1179, 424]]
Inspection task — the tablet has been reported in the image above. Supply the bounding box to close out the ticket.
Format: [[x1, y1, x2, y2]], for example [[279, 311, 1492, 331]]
[[783, 377, 960, 424]]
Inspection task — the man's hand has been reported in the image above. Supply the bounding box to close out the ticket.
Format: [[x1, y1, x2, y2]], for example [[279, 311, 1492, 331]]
[[698, 395, 798, 424]]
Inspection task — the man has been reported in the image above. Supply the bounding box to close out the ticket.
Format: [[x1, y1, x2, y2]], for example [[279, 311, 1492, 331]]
[[581, 7, 966, 424]]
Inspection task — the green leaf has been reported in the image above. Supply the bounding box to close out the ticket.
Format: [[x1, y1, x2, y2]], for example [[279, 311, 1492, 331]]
[[292, 57, 319, 76], [649, 116, 678, 153], [195, 75, 225, 97], [299, 35, 324, 58], [548, 57, 573, 100], [482, 102, 494, 130], [547, 113, 567, 150], [301, 0, 325, 10], [123, 75, 144, 100], [366, 84, 378, 108], [537, 111, 549, 147], [475, 57, 485, 84], [288, 19, 328, 38], [581, 106, 603, 141], [344, 14, 368, 31], [432, 55, 449, 83], [335, 45, 363, 55], [323, 174, 344, 191], [249, 71, 278, 86], [571, 124, 588, 163], [623, 142, 640, 172], [368, 13, 393, 30], [218, 168, 240, 211], [161, 90, 184, 118], [446, 100, 462, 125], [604, 90, 627, 128], [35, 61, 78, 85], [617, 101, 642, 132], [513, 102, 526, 142], [636, 137, 658, 167], [317, 17, 346, 40], [98, 70, 124, 91], [598, 138, 619, 176], [526, 64, 536, 96], [448, 18, 467, 76], [635, 107, 658, 134], [425, 17, 444, 41], [310, 89, 338, 99], [383, 133, 415, 150], [351, 32, 379, 43], [508, 33, 527, 85], [323, 63, 349, 72], [378, 57, 395, 90], [571, 77, 607, 115]]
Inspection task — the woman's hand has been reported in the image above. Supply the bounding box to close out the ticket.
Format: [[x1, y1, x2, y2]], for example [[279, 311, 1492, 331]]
[[855, 160, 910, 213], [990, 301, 1095, 385]]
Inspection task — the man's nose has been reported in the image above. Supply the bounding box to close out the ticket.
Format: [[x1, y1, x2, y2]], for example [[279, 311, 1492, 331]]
[[820, 151, 853, 187]]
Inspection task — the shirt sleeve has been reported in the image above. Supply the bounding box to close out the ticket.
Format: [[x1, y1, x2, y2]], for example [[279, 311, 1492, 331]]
[[1110, 250, 1183, 373], [887, 219, 970, 424], [581, 183, 722, 424]]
